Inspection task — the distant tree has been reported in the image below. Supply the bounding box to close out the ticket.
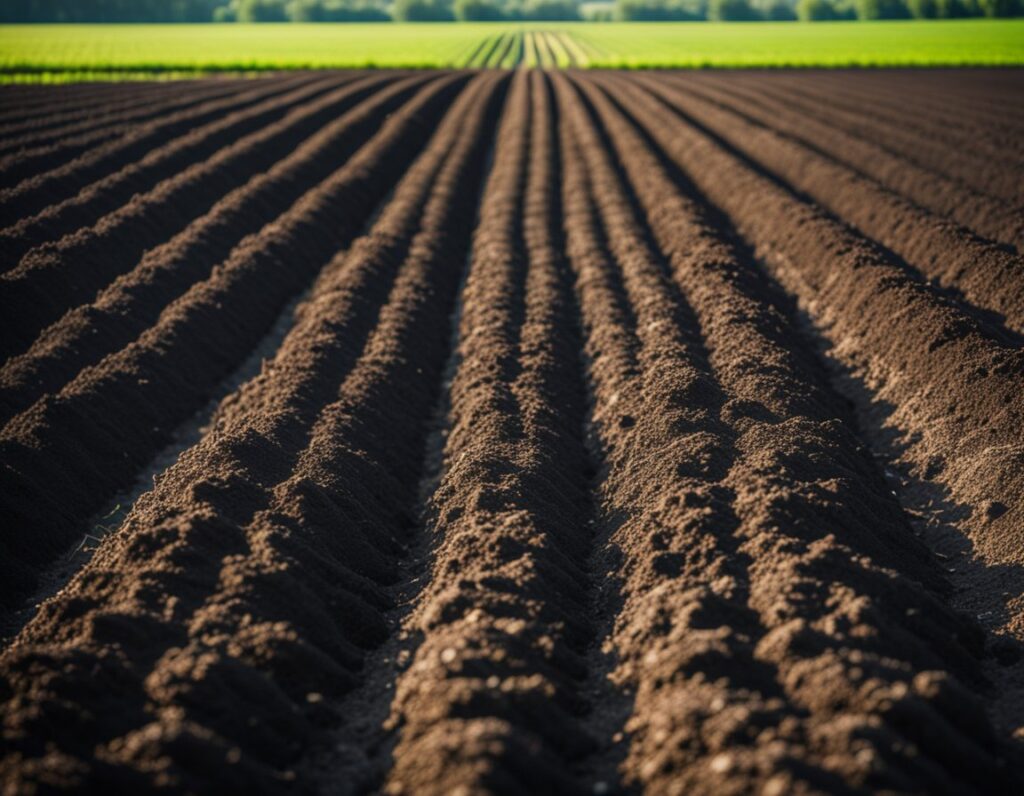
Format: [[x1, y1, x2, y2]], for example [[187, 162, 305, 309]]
[[393, 0, 456, 18], [855, 0, 912, 16], [455, 0, 507, 17], [933, 0, 978, 13], [765, 0, 799, 18], [831, 0, 858, 14], [237, 0, 289, 20], [286, 0, 325, 19], [615, 0, 707, 19], [281, 0, 310, 17], [938, 0, 985, 13], [978, 0, 1020, 14], [1, 0, 227, 22], [708, 0, 763, 18], [10, 0, 1010, 21], [523, 0, 582, 18], [583, 3, 616, 19], [797, 0, 837, 16], [286, 0, 390, 19]]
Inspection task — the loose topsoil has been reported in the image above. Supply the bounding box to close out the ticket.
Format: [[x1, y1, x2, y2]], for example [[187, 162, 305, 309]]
[[1, 68, 1023, 794]]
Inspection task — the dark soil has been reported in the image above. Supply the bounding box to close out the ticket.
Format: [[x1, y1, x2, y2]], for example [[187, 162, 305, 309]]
[[1, 68, 1023, 794]]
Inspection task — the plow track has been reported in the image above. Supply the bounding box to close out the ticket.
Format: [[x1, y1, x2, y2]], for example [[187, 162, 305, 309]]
[[1, 69, 1023, 794]]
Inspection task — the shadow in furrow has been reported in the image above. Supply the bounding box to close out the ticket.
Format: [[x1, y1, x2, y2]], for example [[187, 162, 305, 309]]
[[630, 77, 1024, 350]]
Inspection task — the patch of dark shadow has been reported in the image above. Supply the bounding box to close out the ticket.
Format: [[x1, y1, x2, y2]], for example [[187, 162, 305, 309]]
[[780, 288, 1024, 746]]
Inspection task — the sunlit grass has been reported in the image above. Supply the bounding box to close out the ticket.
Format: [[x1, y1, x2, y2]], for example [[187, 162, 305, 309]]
[[1, 20, 1022, 81]]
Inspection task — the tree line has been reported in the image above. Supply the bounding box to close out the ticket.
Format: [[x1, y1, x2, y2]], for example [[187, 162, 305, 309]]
[[615, 0, 1020, 19], [1, 0, 1019, 21]]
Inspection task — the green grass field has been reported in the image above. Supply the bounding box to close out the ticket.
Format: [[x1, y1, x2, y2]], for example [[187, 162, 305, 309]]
[[1, 20, 1023, 80], [577, 19, 1024, 68]]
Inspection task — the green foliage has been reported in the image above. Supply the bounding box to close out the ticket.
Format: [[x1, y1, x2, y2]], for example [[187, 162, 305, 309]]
[[285, 0, 390, 20], [393, 0, 456, 18], [526, 0, 582, 17], [285, 0, 321, 19], [455, 0, 583, 19], [797, 0, 837, 16], [936, 0, 972, 14], [1, 0, 225, 22], [4, 19, 1024, 79], [236, 0, 288, 20], [764, 0, 798, 18], [574, 16, 1024, 62], [455, 0, 506, 17], [855, 0, 912, 17], [582, 3, 616, 19], [615, 0, 707, 20], [979, 0, 1020, 15], [907, 0, 938, 15], [611, 0, 1018, 16], [707, 0, 761, 16], [2, 0, 1019, 19]]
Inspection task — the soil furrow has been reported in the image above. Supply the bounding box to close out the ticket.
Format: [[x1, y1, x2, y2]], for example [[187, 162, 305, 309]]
[[0, 73, 321, 229], [694, 71, 1024, 183], [382, 70, 600, 795], [741, 72, 1024, 187], [0, 80, 233, 144], [2, 69, 1023, 795], [599, 70, 1024, 735], [0, 72, 451, 427], [0, 72, 504, 794], [0, 279, 312, 648], [0, 80, 248, 186], [563, 70, 818, 792], [0, 80, 187, 112], [684, 74, 1024, 251], [0, 73, 397, 363], [301, 75, 507, 794], [0, 82, 178, 129], [0, 72, 354, 267], [844, 70, 1024, 128], [769, 70, 1024, 149], [641, 74, 1024, 337], [577, 71, 1019, 794], [0, 75, 464, 612]]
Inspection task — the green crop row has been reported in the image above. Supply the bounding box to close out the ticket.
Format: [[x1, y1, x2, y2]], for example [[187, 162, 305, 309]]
[[1, 19, 1022, 81]]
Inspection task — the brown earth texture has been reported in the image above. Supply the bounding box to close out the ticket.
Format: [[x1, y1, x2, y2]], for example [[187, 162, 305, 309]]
[[1, 68, 1024, 794]]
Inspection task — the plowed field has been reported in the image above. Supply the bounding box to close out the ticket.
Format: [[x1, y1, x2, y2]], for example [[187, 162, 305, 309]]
[[2, 69, 1024, 794]]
